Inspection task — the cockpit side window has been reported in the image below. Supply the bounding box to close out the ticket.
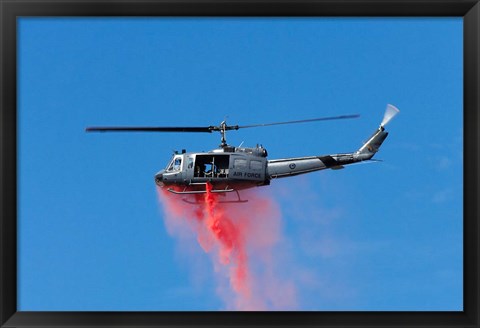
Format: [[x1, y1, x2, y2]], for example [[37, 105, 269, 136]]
[[166, 157, 175, 172]]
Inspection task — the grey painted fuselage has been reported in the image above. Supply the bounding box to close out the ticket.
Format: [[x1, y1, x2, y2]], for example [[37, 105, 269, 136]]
[[155, 123, 389, 193]]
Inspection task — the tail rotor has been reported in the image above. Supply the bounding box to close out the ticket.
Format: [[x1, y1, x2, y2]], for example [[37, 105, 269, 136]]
[[380, 104, 400, 128]]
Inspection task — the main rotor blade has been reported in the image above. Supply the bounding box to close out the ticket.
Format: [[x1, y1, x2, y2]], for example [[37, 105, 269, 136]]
[[237, 114, 360, 129], [85, 126, 213, 133]]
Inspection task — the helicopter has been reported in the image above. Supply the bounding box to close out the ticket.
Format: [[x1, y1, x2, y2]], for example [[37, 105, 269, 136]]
[[86, 104, 399, 203]]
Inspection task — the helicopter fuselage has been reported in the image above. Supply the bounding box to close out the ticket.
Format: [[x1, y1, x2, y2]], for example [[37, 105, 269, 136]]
[[154, 126, 388, 195], [155, 146, 271, 193]]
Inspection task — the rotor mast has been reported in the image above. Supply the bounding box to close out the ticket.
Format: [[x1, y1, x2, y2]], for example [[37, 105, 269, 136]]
[[220, 121, 227, 148], [220, 121, 228, 148], [210, 120, 239, 149]]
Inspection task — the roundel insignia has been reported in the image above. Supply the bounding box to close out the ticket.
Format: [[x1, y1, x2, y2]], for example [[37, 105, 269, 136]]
[[289, 163, 296, 169]]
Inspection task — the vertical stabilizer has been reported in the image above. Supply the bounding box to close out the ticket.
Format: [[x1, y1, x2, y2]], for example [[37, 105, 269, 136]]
[[356, 104, 399, 160]]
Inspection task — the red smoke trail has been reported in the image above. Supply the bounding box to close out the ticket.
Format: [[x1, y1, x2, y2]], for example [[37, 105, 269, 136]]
[[157, 184, 297, 310], [202, 183, 251, 300]]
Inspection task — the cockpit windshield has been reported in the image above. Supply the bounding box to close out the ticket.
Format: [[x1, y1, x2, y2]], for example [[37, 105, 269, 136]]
[[165, 156, 174, 171], [166, 155, 182, 172]]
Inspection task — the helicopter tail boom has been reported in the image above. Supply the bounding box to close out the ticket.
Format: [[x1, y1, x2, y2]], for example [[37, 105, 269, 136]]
[[266, 104, 399, 179], [267, 154, 353, 178]]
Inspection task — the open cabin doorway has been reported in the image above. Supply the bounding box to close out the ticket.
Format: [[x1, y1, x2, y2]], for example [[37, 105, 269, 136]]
[[194, 154, 230, 178]]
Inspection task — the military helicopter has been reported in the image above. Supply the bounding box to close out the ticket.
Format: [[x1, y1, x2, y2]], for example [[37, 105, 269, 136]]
[[86, 104, 399, 203]]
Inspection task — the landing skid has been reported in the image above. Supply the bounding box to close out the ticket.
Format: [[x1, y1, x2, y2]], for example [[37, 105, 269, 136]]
[[167, 182, 248, 204], [167, 182, 229, 194], [182, 189, 248, 205], [167, 187, 234, 195]]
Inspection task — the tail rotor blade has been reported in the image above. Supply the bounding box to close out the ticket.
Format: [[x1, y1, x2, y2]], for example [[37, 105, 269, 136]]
[[380, 104, 400, 127]]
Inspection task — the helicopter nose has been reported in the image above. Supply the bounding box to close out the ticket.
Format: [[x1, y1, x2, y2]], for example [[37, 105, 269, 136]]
[[155, 171, 164, 186]]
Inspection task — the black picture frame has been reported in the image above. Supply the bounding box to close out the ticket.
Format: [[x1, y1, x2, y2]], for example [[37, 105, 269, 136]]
[[1, 0, 478, 327]]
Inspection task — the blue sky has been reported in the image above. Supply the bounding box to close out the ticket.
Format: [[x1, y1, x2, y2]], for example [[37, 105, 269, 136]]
[[18, 17, 462, 311]]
